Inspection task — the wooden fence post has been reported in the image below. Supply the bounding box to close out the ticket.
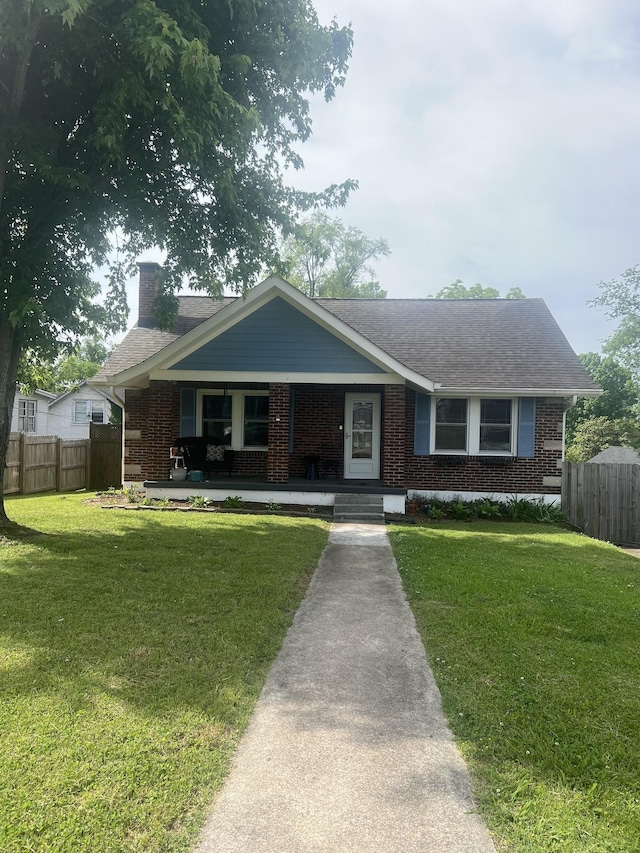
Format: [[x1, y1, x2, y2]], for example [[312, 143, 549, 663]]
[[56, 437, 63, 492]]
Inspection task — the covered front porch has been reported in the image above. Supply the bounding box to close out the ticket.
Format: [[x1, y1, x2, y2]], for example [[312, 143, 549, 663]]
[[143, 474, 407, 514]]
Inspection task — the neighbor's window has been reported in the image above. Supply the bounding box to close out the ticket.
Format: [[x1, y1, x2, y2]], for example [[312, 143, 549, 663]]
[[74, 400, 105, 424], [479, 399, 512, 452], [18, 400, 36, 432], [435, 398, 467, 451]]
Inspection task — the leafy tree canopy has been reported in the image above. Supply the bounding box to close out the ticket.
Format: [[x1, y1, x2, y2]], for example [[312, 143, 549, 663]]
[[429, 280, 526, 299], [591, 265, 640, 381], [565, 416, 640, 462], [19, 337, 113, 394], [565, 353, 638, 444], [280, 211, 389, 297], [0, 0, 354, 525]]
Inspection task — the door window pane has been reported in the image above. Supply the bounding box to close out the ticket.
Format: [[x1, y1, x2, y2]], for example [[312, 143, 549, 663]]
[[352, 401, 373, 458]]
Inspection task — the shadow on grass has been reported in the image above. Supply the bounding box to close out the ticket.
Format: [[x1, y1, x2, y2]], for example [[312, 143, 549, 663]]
[[0, 509, 328, 723]]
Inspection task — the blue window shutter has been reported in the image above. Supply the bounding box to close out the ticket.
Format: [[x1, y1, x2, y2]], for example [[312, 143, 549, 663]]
[[180, 388, 196, 436], [414, 392, 431, 455], [517, 397, 536, 457], [288, 388, 295, 453]]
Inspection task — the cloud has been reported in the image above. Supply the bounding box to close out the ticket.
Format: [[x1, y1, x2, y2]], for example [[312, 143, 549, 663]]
[[295, 0, 640, 352]]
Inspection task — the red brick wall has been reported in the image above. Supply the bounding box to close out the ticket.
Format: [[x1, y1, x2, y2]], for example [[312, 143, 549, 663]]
[[290, 384, 345, 477], [137, 262, 161, 328], [267, 383, 290, 483], [382, 385, 405, 486], [405, 392, 564, 494]]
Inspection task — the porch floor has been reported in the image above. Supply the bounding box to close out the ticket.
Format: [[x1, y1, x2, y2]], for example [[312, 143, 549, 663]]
[[142, 476, 407, 513]]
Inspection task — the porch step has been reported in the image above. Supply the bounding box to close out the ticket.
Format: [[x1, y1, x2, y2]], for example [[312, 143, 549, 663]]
[[333, 493, 385, 524]]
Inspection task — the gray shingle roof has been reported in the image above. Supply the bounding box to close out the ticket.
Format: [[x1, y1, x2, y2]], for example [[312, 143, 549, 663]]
[[97, 293, 598, 393]]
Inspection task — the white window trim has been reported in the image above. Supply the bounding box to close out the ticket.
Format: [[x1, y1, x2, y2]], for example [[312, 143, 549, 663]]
[[431, 396, 517, 456], [197, 390, 268, 452], [19, 399, 36, 433]]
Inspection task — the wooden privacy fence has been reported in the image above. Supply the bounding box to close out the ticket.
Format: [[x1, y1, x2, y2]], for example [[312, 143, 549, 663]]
[[3, 428, 122, 495], [562, 461, 640, 546], [89, 422, 122, 490]]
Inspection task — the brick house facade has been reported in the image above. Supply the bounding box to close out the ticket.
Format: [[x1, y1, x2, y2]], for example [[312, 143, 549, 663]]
[[95, 265, 599, 507]]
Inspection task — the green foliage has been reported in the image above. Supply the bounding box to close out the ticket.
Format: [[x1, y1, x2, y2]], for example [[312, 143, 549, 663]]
[[413, 496, 565, 525], [223, 495, 243, 508], [591, 265, 640, 381], [188, 494, 212, 508], [565, 353, 638, 445], [123, 483, 143, 503], [391, 523, 640, 853], [280, 211, 389, 297], [430, 279, 526, 299], [18, 336, 113, 393], [266, 500, 282, 511], [1, 493, 327, 852], [0, 0, 355, 524], [564, 416, 640, 462]]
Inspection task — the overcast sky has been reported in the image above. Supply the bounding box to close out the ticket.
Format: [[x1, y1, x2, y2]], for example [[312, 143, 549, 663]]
[[284, 0, 640, 355], [127, 0, 640, 356]]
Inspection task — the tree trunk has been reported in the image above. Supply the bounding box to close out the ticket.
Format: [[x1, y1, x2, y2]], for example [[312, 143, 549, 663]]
[[0, 315, 21, 528]]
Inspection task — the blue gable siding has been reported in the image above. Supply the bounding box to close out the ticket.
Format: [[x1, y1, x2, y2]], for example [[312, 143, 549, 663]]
[[170, 297, 385, 373]]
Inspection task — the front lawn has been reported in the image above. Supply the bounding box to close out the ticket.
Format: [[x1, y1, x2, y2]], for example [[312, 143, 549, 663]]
[[0, 493, 328, 853], [390, 523, 640, 853]]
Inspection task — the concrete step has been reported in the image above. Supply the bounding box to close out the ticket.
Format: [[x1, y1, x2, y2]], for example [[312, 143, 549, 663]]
[[333, 494, 385, 524]]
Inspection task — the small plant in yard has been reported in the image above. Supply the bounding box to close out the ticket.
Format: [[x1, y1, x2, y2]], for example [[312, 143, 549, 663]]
[[123, 482, 144, 503], [473, 498, 501, 519], [156, 496, 172, 507], [223, 495, 243, 508], [188, 494, 212, 508], [266, 501, 282, 511]]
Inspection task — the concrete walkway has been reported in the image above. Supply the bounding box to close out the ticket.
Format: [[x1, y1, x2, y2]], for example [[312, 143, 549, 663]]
[[194, 523, 496, 853]]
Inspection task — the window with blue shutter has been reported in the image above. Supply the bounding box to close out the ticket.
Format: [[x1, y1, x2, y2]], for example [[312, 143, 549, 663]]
[[517, 397, 536, 458], [414, 392, 431, 455], [180, 388, 196, 436]]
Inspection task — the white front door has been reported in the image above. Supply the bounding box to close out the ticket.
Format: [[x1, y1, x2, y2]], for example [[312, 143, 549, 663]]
[[344, 393, 381, 479]]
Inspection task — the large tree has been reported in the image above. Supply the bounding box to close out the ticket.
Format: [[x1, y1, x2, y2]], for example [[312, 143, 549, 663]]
[[591, 265, 640, 381], [429, 280, 526, 299], [565, 352, 638, 446], [0, 0, 354, 526], [280, 211, 389, 297]]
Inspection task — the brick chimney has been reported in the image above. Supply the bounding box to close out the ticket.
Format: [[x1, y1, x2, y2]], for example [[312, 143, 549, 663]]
[[137, 262, 161, 328]]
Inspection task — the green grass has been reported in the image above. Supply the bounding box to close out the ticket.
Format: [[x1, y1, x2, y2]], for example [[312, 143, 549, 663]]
[[0, 493, 329, 852], [389, 522, 640, 853]]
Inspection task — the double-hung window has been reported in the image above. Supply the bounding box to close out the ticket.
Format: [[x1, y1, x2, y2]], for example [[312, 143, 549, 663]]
[[18, 400, 36, 432], [432, 397, 514, 455], [73, 400, 105, 424], [199, 391, 268, 450]]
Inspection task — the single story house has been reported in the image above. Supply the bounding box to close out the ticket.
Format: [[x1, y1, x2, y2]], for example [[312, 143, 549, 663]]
[[91, 262, 599, 512], [11, 381, 121, 440]]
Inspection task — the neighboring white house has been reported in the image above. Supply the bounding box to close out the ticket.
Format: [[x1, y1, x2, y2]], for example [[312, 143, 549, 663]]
[[11, 382, 122, 439], [10, 388, 57, 435]]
